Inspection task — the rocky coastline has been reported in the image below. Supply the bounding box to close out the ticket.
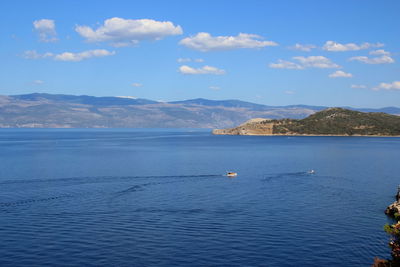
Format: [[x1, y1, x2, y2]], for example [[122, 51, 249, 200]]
[[373, 187, 400, 266]]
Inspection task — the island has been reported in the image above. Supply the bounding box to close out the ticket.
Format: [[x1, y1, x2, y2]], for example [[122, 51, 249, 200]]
[[212, 108, 400, 136]]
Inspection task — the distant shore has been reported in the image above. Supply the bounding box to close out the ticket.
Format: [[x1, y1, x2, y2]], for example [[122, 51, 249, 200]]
[[212, 131, 400, 137]]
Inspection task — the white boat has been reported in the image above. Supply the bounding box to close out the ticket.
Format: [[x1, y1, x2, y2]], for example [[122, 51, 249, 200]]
[[226, 172, 238, 177]]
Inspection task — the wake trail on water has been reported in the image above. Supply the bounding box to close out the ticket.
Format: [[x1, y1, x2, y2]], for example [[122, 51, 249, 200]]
[[0, 174, 223, 185], [113, 174, 224, 197], [262, 171, 315, 182], [0, 195, 73, 207], [0, 174, 224, 209]]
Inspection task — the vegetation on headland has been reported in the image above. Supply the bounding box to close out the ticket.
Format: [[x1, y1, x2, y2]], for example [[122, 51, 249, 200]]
[[213, 108, 400, 136], [373, 188, 400, 266]]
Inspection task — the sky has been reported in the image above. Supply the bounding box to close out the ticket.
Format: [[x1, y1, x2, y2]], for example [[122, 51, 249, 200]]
[[0, 0, 399, 108]]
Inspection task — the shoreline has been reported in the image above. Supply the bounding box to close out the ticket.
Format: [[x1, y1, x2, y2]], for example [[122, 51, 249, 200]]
[[212, 132, 400, 137], [374, 187, 400, 266]]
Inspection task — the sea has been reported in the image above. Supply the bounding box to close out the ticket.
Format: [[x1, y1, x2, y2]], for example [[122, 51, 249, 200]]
[[0, 129, 399, 266]]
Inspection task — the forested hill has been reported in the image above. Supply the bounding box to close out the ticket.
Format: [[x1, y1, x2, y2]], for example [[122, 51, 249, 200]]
[[213, 108, 400, 136]]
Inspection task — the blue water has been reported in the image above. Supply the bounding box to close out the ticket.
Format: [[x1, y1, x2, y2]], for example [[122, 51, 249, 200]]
[[0, 129, 399, 266]]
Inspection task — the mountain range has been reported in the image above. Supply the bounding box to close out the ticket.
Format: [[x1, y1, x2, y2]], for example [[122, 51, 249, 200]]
[[0, 93, 399, 128]]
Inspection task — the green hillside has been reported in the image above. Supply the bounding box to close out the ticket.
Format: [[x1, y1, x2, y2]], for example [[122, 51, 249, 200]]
[[272, 108, 400, 135]]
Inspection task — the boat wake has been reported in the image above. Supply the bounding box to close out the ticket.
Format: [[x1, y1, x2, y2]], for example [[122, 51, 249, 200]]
[[0, 174, 223, 186], [262, 171, 316, 182], [0, 174, 224, 209], [0, 194, 72, 207]]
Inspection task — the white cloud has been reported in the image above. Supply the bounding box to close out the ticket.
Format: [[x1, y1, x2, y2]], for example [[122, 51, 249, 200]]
[[33, 19, 58, 42], [323, 41, 384, 52], [179, 32, 277, 52], [54, 49, 115, 62], [22, 50, 54, 59], [177, 58, 204, 63], [179, 65, 226, 75], [293, 56, 341, 68], [177, 58, 191, 63], [270, 56, 340, 69], [284, 90, 295, 95], [131, 83, 142, 87], [369, 49, 391, 56], [328, 70, 353, 78], [209, 86, 221, 90], [33, 80, 44, 85], [373, 81, 400, 91], [351, 84, 367, 89], [269, 59, 304, 69], [349, 55, 394, 64], [23, 49, 115, 62], [75, 17, 183, 46], [289, 43, 316, 52]]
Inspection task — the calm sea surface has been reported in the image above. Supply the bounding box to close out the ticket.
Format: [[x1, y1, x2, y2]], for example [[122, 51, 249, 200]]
[[1, 129, 399, 266]]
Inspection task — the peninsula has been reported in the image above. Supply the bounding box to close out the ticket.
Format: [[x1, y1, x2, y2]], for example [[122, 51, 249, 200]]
[[212, 108, 400, 136]]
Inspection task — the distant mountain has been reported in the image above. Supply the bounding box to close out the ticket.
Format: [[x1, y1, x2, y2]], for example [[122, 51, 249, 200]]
[[12, 93, 158, 106], [354, 107, 400, 115], [169, 98, 271, 110], [213, 108, 400, 136], [0, 93, 399, 128]]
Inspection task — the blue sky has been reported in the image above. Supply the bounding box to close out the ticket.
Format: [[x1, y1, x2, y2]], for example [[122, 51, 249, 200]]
[[0, 0, 399, 108]]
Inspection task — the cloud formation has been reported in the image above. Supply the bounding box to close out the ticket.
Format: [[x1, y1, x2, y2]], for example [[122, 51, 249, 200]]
[[33, 19, 58, 42], [179, 32, 277, 52], [177, 58, 204, 63], [270, 56, 340, 69], [54, 49, 115, 61], [369, 49, 391, 56], [23, 49, 115, 62], [22, 50, 54, 59], [289, 43, 316, 52], [323, 41, 383, 52], [373, 81, 400, 91], [269, 59, 303, 69], [179, 65, 226, 75], [75, 17, 183, 47], [349, 55, 394, 64], [209, 86, 221, 90], [294, 56, 340, 68], [131, 83, 142, 87], [351, 84, 367, 89], [33, 80, 44, 85], [328, 70, 353, 78]]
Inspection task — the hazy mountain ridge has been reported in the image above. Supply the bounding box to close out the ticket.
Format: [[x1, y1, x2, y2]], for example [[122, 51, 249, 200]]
[[0, 93, 399, 128]]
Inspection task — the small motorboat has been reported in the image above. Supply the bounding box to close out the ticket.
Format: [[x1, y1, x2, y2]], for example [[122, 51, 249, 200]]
[[226, 172, 238, 177], [308, 169, 315, 174]]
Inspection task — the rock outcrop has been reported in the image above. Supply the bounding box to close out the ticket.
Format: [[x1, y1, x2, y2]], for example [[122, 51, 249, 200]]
[[385, 187, 400, 216], [212, 118, 275, 135], [375, 187, 400, 266]]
